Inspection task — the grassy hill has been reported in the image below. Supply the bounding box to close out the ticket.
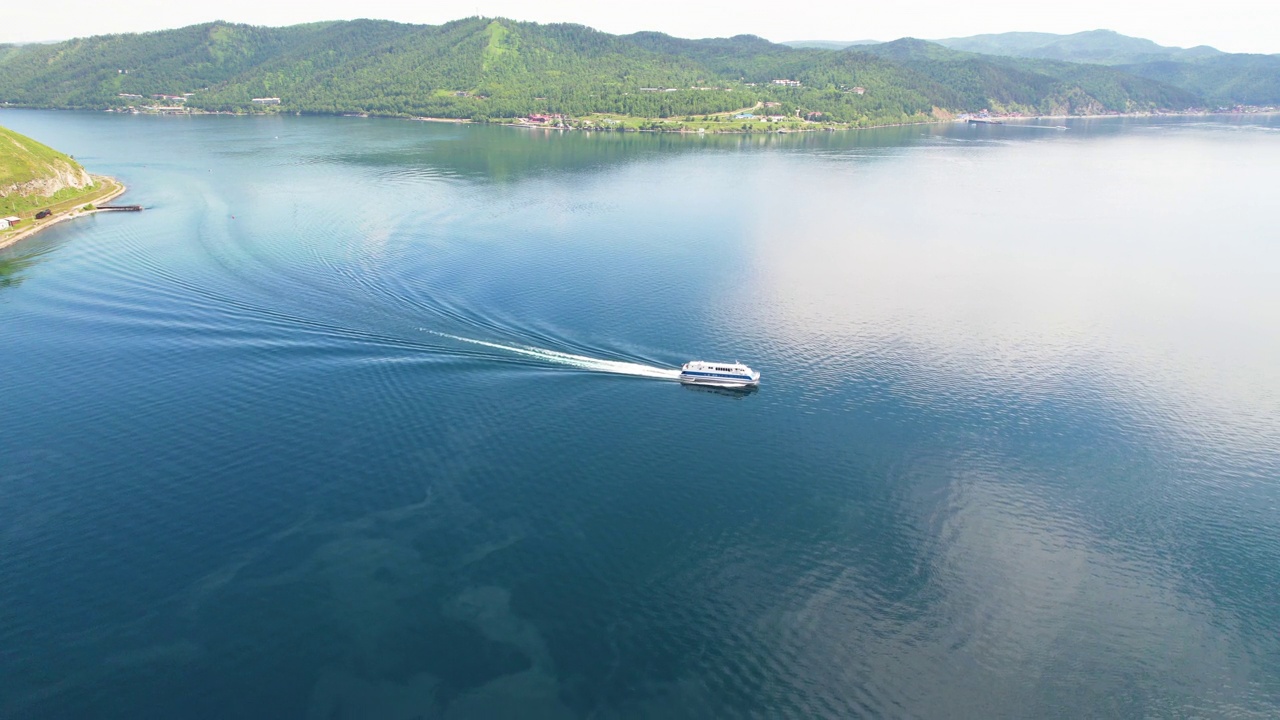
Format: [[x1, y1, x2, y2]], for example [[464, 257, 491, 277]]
[[0, 19, 1208, 125], [0, 125, 105, 219], [1, 126, 84, 189]]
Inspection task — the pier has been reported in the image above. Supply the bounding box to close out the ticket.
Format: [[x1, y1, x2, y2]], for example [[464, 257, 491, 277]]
[[96, 205, 143, 212]]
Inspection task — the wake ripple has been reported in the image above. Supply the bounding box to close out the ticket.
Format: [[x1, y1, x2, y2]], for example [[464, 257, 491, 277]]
[[427, 331, 681, 381]]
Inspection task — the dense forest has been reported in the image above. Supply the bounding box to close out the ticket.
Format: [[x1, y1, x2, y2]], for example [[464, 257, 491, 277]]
[[931, 29, 1280, 106], [934, 30, 1226, 65], [1119, 55, 1280, 106], [0, 18, 1221, 125]]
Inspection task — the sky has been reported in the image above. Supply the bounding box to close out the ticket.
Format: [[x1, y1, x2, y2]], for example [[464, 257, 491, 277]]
[[2, 0, 1277, 54]]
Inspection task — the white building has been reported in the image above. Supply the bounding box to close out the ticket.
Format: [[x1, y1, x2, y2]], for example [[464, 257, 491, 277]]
[[1, 216, 21, 229], [251, 97, 281, 105]]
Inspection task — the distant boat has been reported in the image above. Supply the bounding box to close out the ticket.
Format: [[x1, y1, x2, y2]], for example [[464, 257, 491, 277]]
[[679, 360, 761, 388]]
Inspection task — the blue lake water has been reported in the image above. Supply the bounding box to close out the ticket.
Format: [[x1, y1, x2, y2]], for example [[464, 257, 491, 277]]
[[2, 110, 1279, 718]]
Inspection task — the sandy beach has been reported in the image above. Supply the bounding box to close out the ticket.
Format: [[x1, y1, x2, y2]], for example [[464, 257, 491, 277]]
[[0, 177, 127, 251]]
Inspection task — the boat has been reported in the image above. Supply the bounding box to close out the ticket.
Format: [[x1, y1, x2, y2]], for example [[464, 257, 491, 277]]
[[679, 360, 761, 388]]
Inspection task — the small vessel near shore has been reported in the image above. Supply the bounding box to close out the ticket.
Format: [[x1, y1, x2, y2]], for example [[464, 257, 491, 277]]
[[679, 360, 761, 388]]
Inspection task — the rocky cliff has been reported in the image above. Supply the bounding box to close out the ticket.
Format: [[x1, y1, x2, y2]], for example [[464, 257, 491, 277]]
[[1, 125, 95, 199]]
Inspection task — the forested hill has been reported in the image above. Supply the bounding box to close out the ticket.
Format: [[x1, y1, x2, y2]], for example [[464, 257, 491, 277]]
[[935, 30, 1224, 65], [0, 18, 1205, 124], [932, 30, 1280, 105]]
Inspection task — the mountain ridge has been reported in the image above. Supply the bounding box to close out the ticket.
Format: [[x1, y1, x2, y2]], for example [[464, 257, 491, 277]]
[[0, 19, 1235, 124], [929, 30, 1279, 105], [934, 30, 1228, 64]]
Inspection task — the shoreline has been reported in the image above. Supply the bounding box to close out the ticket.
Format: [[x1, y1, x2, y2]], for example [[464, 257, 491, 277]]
[[8, 105, 1275, 136], [973, 109, 1280, 123], [496, 108, 1280, 136], [0, 177, 127, 251]]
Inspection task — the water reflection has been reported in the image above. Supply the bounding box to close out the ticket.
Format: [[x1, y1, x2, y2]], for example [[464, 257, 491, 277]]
[[679, 382, 760, 399], [0, 240, 62, 291], [1, 109, 1278, 718], [307, 119, 933, 183]]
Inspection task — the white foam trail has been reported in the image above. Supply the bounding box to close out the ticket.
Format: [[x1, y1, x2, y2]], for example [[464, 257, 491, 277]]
[[428, 331, 681, 380]]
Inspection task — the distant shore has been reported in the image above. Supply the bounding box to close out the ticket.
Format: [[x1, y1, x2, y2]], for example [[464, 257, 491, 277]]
[[0, 177, 127, 251], [10, 104, 1274, 136], [490, 107, 1280, 136], [982, 109, 1280, 123]]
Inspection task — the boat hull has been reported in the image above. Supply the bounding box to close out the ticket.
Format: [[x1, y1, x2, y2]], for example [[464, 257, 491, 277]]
[[678, 372, 760, 388]]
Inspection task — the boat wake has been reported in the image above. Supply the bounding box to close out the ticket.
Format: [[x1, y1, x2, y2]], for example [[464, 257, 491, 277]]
[[426, 331, 682, 381]]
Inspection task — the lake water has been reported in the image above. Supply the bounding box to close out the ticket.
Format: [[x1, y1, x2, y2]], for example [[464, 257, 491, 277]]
[[2, 110, 1278, 719]]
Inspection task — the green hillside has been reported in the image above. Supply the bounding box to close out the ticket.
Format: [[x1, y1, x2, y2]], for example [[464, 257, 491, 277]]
[[936, 30, 1223, 65], [929, 30, 1280, 104], [1051, 31, 1222, 63], [0, 125, 106, 219], [858, 39, 1200, 114], [0, 18, 1208, 125], [1119, 55, 1280, 106], [781, 40, 882, 50], [0, 125, 81, 189]]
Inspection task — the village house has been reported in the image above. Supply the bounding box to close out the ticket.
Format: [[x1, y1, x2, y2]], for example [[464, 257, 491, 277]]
[[1, 216, 21, 230], [524, 114, 567, 125], [772, 79, 802, 87], [251, 97, 281, 105]]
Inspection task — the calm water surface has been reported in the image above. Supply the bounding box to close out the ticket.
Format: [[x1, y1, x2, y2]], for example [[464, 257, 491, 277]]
[[2, 110, 1279, 718]]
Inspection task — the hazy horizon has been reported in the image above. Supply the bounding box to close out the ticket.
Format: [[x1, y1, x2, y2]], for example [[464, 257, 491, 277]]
[[1, 2, 1277, 55]]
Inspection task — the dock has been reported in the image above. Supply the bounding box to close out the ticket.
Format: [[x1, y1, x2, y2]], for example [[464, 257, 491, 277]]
[[96, 205, 143, 212]]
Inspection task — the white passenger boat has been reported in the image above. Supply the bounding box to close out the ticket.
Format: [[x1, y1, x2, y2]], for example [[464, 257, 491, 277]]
[[679, 360, 761, 388]]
